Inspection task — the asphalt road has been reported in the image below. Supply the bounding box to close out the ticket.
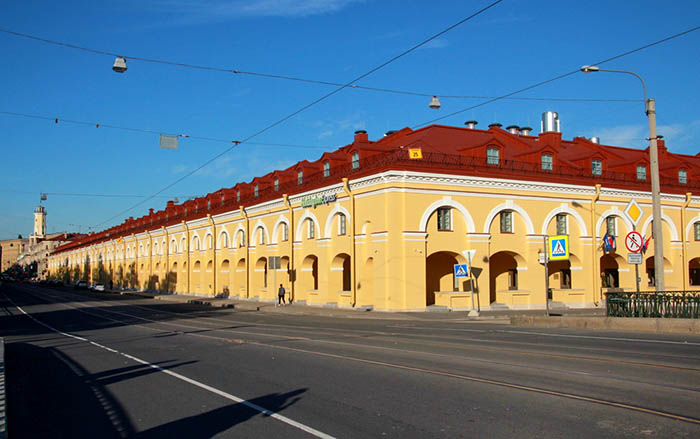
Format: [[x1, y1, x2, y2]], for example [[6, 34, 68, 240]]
[[1, 282, 699, 438]]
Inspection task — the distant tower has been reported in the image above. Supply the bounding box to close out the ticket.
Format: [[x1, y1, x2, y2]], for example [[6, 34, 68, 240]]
[[34, 205, 46, 238]]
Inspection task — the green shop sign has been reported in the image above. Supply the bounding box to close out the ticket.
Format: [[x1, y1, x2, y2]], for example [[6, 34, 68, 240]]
[[301, 193, 337, 208]]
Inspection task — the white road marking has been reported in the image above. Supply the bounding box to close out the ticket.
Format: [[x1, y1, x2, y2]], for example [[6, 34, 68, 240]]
[[7, 296, 335, 439]]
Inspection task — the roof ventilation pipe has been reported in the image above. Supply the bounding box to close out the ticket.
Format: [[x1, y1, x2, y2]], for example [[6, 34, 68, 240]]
[[464, 120, 478, 129], [506, 125, 520, 135], [520, 126, 533, 136], [541, 111, 560, 133], [488, 123, 502, 129], [590, 137, 600, 144]]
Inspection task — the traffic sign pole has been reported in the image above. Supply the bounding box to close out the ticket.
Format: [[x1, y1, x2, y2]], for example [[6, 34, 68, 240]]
[[544, 235, 550, 317]]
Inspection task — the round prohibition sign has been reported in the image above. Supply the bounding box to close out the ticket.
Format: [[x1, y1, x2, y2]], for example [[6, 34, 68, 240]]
[[625, 231, 643, 253]]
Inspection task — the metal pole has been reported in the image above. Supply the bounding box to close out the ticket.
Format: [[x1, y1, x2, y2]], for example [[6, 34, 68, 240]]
[[544, 235, 550, 316], [580, 67, 664, 292], [647, 98, 665, 291]]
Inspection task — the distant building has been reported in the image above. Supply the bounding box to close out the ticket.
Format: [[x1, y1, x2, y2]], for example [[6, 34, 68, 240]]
[[1, 237, 28, 272], [49, 115, 700, 310]]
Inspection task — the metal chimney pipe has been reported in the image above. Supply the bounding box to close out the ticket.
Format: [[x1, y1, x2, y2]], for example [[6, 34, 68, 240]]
[[464, 120, 478, 129], [541, 111, 560, 133], [506, 125, 520, 135], [590, 137, 600, 144]]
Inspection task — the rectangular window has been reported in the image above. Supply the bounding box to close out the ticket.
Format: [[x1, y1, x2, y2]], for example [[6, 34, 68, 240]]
[[637, 165, 647, 181], [500, 211, 513, 233], [487, 148, 499, 165], [254, 184, 259, 198], [308, 220, 315, 239], [352, 152, 360, 169], [592, 160, 602, 176], [274, 178, 279, 192], [236, 190, 240, 203], [508, 269, 518, 290], [556, 214, 567, 235], [541, 154, 553, 171], [606, 217, 616, 236], [298, 171, 303, 185], [437, 207, 451, 231], [695, 223, 700, 241], [679, 170, 687, 184], [339, 214, 346, 236], [323, 162, 330, 178], [560, 269, 571, 289]]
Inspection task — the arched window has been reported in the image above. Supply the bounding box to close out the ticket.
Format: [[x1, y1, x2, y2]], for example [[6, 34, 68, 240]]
[[221, 232, 229, 248], [238, 230, 246, 247], [206, 234, 213, 249], [308, 219, 315, 239], [338, 214, 346, 235], [259, 228, 265, 245], [281, 223, 289, 242], [193, 236, 201, 251]]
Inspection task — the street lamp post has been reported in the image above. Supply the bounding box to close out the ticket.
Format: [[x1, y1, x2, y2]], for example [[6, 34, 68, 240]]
[[581, 66, 665, 291]]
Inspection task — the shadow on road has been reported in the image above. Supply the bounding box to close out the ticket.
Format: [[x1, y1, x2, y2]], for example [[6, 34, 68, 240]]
[[6, 342, 193, 438], [137, 388, 307, 438]]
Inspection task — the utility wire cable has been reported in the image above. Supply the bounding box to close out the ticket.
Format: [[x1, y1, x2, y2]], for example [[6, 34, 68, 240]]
[[1, 23, 637, 104], [413, 25, 700, 128], [0, 110, 329, 150], [91, 0, 506, 229]]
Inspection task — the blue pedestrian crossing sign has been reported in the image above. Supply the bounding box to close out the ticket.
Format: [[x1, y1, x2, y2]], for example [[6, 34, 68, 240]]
[[548, 235, 569, 261], [454, 264, 469, 278]]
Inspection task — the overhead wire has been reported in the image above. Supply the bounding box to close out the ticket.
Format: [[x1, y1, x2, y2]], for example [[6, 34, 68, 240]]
[[0, 26, 638, 104], [413, 25, 700, 128], [0, 110, 329, 150], [90, 0, 507, 229]]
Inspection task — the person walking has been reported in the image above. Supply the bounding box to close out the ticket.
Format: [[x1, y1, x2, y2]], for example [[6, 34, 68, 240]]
[[277, 284, 286, 306]]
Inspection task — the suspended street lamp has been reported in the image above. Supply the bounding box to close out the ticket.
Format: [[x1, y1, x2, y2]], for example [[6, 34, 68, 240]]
[[112, 56, 128, 73], [429, 96, 441, 109]]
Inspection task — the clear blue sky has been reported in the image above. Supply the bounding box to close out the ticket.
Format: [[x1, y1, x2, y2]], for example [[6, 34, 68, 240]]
[[1, 0, 699, 240]]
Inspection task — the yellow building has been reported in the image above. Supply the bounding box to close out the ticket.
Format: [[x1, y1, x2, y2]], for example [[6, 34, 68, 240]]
[[49, 120, 700, 311]]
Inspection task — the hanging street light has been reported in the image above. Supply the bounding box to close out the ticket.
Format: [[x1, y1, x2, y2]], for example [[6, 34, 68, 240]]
[[112, 56, 128, 73], [429, 96, 441, 109]]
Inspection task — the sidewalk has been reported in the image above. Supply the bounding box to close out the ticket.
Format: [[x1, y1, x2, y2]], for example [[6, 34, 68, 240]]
[[110, 289, 605, 322], [104, 290, 700, 334]]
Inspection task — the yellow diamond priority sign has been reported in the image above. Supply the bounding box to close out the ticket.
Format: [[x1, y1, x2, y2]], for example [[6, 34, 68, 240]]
[[624, 199, 644, 226]]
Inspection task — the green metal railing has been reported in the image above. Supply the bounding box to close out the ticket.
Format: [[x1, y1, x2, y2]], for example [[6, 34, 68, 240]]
[[605, 291, 700, 318]]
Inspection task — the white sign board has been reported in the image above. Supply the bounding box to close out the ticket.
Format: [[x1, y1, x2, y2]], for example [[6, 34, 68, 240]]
[[627, 253, 643, 265]]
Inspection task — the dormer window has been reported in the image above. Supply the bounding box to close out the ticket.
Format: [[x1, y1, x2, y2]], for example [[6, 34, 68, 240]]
[[541, 154, 553, 171], [679, 170, 687, 184], [274, 178, 279, 192], [592, 159, 602, 176], [352, 152, 360, 169], [487, 148, 499, 165], [637, 165, 647, 181], [298, 170, 303, 185], [236, 190, 240, 203], [323, 161, 330, 178], [254, 184, 259, 198]]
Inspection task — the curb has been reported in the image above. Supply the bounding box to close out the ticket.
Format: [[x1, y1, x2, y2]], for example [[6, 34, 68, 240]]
[[510, 316, 700, 334]]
